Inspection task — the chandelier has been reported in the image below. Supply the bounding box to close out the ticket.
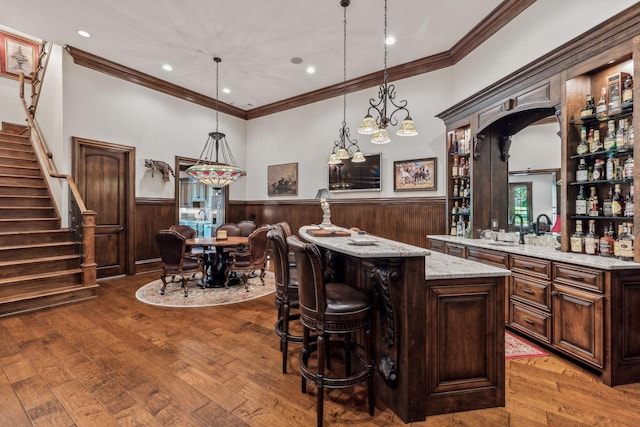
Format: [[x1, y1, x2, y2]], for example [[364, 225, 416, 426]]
[[358, 0, 418, 144], [328, 0, 365, 165], [186, 57, 246, 188]]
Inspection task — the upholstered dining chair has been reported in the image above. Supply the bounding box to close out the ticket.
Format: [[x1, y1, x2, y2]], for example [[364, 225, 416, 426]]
[[267, 225, 302, 373], [287, 235, 374, 427], [169, 224, 200, 256], [237, 220, 257, 237], [225, 226, 270, 291], [155, 230, 204, 297]]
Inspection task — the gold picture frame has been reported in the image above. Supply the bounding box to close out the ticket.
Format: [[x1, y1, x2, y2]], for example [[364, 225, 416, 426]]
[[394, 157, 437, 191], [268, 162, 298, 196], [0, 31, 39, 80]]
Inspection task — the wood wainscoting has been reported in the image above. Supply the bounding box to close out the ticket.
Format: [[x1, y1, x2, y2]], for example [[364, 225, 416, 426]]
[[135, 198, 176, 273], [228, 197, 447, 249]]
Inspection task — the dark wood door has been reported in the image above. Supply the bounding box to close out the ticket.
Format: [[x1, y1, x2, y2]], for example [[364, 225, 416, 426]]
[[74, 138, 135, 278]]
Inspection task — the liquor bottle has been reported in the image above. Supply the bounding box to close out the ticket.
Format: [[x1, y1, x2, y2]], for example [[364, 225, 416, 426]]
[[576, 185, 587, 216], [624, 184, 634, 217], [570, 220, 585, 253], [452, 156, 459, 177], [588, 192, 601, 217], [624, 154, 634, 180], [617, 223, 634, 261], [576, 158, 588, 182], [622, 74, 633, 105], [456, 216, 466, 237], [599, 226, 615, 257], [611, 183, 624, 217], [603, 186, 613, 217], [463, 181, 470, 198], [603, 120, 616, 151], [450, 215, 457, 236], [459, 158, 465, 177], [453, 179, 459, 197], [592, 158, 603, 181], [614, 224, 625, 258], [596, 86, 609, 120], [588, 129, 602, 153], [458, 132, 466, 155], [584, 220, 599, 255], [617, 119, 627, 150], [577, 127, 589, 155], [605, 153, 615, 180], [452, 132, 459, 155], [451, 201, 459, 215], [627, 120, 634, 149], [580, 94, 595, 118]]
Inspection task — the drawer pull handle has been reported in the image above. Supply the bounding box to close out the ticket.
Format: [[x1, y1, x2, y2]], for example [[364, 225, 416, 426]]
[[568, 275, 584, 281], [524, 318, 534, 324], [523, 265, 536, 270], [522, 288, 535, 295]]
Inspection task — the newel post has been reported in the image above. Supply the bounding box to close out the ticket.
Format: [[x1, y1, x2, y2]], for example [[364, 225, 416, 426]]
[[81, 210, 98, 286]]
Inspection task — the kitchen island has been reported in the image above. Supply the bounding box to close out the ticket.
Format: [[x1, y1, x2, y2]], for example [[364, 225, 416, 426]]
[[428, 235, 640, 386], [300, 226, 510, 423]]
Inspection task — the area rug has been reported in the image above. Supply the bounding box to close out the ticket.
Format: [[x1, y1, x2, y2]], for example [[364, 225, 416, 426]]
[[505, 331, 549, 359], [135, 272, 275, 308]]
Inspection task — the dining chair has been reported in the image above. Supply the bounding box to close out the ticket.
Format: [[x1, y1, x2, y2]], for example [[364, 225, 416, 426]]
[[238, 220, 257, 237], [287, 235, 374, 427], [155, 230, 204, 297], [225, 226, 269, 291]]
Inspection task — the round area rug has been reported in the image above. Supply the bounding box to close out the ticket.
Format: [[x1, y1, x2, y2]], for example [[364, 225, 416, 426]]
[[135, 272, 275, 308]]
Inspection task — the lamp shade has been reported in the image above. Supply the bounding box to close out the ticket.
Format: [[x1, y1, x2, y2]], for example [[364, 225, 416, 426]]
[[315, 188, 331, 199], [186, 162, 246, 188]]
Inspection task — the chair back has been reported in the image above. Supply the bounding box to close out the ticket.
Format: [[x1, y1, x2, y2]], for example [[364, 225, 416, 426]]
[[238, 220, 257, 237], [274, 221, 292, 237], [169, 224, 196, 239], [155, 230, 186, 267], [287, 236, 326, 318], [267, 226, 290, 293], [217, 223, 241, 236], [248, 226, 270, 265]]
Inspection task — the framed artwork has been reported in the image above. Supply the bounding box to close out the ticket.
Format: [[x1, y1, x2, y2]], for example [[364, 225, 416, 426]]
[[328, 153, 381, 192], [0, 31, 39, 80], [394, 157, 437, 191], [268, 162, 298, 196]]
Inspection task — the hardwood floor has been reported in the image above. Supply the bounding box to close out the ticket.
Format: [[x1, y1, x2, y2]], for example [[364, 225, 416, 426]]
[[1, 271, 639, 426]]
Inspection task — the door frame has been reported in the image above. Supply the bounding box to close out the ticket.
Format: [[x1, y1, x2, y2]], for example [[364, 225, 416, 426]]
[[72, 137, 136, 276]]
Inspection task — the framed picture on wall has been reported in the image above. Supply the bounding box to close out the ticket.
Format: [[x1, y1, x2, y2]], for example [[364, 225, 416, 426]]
[[268, 162, 298, 196], [393, 157, 437, 191], [0, 31, 39, 80]]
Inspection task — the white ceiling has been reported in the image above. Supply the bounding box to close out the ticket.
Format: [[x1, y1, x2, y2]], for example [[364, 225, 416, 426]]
[[2, 0, 505, 110]]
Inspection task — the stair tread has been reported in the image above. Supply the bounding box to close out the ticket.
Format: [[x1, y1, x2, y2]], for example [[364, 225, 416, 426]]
[[0, 229, 71, 236], [0, 254, 79, 268], [0, 218, 58, 222], [0, 268, 82, 286], [0, 282, 98, 305], [0, 194, 50, 199], [0, 206, 55, 210], [0, 173, 42, 179], [0, 241, 75, 251]]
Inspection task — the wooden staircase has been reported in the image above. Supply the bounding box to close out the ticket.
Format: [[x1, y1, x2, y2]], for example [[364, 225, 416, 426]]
[[0, 123, 98, 316]]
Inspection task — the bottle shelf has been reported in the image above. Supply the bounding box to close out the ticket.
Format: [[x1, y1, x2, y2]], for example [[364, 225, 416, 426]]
[[571, 215, 633, 221], [569, 103, 633, 125], [570, 178, 632, 186], [570, 148, 634, 160]]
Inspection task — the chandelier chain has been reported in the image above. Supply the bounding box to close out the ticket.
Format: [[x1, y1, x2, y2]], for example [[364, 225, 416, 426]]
[[342, 3, 347, 125]]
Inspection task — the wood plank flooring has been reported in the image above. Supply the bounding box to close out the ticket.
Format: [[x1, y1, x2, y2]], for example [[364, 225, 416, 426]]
[[1, 271, 639, 426]]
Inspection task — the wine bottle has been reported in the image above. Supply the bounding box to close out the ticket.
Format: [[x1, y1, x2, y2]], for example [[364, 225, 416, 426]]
[[584, 220, 599, 255], [570, 220, 585, 253], [576, 185, 587, 216], [577, 127, 589, 155]]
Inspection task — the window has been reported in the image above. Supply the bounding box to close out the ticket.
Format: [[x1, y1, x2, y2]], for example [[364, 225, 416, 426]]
[[508, 182, 532, 231]]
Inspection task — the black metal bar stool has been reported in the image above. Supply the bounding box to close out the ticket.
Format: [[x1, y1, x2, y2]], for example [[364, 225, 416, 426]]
[[287, 235, 374, 427]]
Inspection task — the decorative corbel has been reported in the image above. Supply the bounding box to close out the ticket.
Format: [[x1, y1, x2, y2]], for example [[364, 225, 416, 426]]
[[554, 104, 562, 139], [473, 133, 486, 160], [500, 135, 512, 161], [372, 264, 401, 386]]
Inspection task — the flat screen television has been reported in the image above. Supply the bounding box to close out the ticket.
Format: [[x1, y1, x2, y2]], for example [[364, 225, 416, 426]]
[[328, 153, 381, 192]]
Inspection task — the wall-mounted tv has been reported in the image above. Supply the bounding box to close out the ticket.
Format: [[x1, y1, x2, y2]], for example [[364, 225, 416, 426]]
[[328, 153, 381, 192]]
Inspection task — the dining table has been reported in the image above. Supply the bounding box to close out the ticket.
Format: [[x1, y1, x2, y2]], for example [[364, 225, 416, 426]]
[[186, 236, 249, 288]]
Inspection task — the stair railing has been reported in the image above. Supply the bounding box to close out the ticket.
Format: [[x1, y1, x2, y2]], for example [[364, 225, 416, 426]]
[[18, 44, 97, 288]]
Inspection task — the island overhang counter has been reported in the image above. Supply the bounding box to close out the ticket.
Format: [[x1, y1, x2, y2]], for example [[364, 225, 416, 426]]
[[299, 226, 510, 423]]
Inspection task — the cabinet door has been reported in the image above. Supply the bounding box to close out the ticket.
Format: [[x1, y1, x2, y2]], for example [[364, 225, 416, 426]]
[[552, 283, 604, 368], [444, 243, 466, 258]]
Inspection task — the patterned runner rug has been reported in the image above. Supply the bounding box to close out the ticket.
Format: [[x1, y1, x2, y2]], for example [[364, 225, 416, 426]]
[[505, 330, 549, 359], [135, 272, 275, 308]]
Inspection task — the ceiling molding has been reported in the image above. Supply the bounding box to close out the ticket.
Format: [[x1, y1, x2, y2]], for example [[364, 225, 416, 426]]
[[64, 45, 248, 120], [64, 0, 534, 121]]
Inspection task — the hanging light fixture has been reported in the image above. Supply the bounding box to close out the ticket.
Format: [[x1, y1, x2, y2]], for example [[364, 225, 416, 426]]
[[328, 0, 365, 165], [358, 0, 418, 144], [186, 57, 246, 188]]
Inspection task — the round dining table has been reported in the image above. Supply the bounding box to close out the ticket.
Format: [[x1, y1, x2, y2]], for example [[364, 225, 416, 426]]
[[186, 236, 249, 288]]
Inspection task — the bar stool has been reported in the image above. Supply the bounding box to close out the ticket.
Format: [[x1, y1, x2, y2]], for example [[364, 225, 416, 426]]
[[267, 225, 302, 373], [287, 235, 374, 427]]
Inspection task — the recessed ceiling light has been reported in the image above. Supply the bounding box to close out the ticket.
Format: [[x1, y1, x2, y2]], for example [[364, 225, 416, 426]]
[[385, 35, 396, 45], [306, 66, 316, 74], [77, 30, 91, 38], [222, 88, 230, 94], [162, 64, 173, 72], [291, 57, 303, 64]]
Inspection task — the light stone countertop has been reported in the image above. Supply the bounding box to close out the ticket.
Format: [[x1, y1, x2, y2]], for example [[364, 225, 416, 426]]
[[299, 226, 510, 281], [299, 225, 430, 258], [428, 235, 640, 271]]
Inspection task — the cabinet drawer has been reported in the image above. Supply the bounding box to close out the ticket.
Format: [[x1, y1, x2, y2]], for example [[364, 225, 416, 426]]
[[467, 247, 509, 268], [509, 300, 552, 344], [428, 239, 445, 253], [511, 273, 551, 311], [510, 255, 551, 280], [444, 243, 466, 258], [553, 263, 603, 293]]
